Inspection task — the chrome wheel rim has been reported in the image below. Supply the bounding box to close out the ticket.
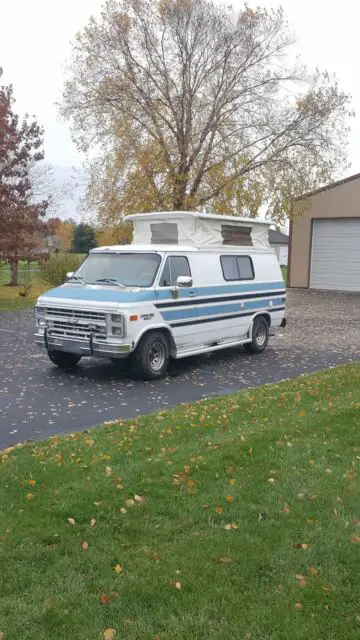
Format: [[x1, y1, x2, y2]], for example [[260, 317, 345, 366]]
[[254, 323, 267, 347], [149, 341, 166, 372]]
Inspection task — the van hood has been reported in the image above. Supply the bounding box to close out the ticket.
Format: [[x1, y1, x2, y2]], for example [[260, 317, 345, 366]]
[[37, 284, 156, 305]]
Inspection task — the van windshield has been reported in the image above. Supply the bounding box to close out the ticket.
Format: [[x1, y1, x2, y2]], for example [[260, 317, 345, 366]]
[[75, 253, 162, 287]]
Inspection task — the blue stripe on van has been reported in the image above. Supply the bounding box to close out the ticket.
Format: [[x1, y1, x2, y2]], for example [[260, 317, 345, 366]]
[[156, 281, 285, 300], [41, 281, 285, 304], [160, 297, 284, 322]]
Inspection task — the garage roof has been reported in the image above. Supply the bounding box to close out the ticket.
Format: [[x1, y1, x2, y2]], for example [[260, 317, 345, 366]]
[[294, 172, 360, 201]]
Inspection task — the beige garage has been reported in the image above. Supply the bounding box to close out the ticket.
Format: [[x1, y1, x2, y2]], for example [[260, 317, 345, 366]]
[[289, 173, 360, 291]]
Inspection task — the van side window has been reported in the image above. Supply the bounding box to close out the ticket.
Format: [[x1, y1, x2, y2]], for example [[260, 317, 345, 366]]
[[159, 256, 191, 287], [220, 255, 254, 281]]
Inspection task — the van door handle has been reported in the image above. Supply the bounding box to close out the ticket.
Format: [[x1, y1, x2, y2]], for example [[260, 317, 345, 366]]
[[188, 291, 197, 297]]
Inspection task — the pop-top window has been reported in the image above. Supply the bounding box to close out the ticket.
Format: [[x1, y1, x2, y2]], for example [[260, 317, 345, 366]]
[[220, 255, 254, 281], [151, 223, 178, 244], [221, 224, 253, 246]]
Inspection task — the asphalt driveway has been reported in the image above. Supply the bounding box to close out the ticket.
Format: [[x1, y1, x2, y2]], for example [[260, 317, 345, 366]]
[[0, 289, 359, 449]]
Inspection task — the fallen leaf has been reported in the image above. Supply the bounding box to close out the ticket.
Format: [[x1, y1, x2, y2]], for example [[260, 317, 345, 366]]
[[283, 503, 290, 513], [293, 543, 310, 550], [125, 499, 135, 507], [225, 495, 234, 503], [26, 493, 34, 501], [68, 517, 76, 526], [228, 479, 236, 486], [351, 536, 360, 543], [187, 480, 195, 489], [215, 506, 223, 514], [81, 541, 89, 550], [294, 391, 302, 402], [309, 566, 319, 576], [295, 602, 303, 610], [104, 629, 116, 640], [114, 564, 122, 574], [175, 581, 181, 590], [105, 466, 112, 476], [90, 518, 96, 528], [99, 594, 112, 605], [296, 574, 307, 588], [134, 494, 144, 503], [27, 479, 36, 487], [0, 632, 4, 640], [224, 523, 238, 530], [184, 465, 191, 473], [219, 556, 233, 565], [152, 552, 159, 561], [299, 409, 306, 417], [120, 508, 127, 514]]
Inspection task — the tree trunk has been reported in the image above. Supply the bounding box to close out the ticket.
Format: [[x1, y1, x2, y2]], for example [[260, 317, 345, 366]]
[[9, 261, 19, 286]]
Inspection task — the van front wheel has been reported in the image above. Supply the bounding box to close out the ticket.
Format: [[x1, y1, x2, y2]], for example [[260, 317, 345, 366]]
[[132, 332, 170, 380], [244, 316, 269, 354]]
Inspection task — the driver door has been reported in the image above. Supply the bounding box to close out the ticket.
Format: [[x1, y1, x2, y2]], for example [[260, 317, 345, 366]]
[[155, 255, 198, 352]]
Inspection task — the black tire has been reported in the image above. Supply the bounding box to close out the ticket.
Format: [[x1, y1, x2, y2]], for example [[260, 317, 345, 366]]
[[244, 316, 269, 354], [47, 350, 82, 369], [132, 331, 170, 380]]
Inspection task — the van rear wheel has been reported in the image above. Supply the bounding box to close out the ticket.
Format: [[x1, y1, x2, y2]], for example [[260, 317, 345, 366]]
[[47, 350, 82, 369], [244, 316, 269, 354], [132, 332, 170, 380]]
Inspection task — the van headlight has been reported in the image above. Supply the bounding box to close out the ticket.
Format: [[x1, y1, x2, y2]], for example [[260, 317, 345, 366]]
[[110, 313, 125, 337], [35, 306, 46, 326]]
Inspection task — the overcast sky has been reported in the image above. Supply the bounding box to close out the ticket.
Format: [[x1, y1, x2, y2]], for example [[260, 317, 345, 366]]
[[1, 0, 359, 200]]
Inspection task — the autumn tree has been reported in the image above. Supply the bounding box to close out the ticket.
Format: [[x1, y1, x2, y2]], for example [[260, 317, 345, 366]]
[[0, 76, 49, 284], [57, 219, 75, 251], [96, 221, 133, 246], [61, 0, 352, 225]]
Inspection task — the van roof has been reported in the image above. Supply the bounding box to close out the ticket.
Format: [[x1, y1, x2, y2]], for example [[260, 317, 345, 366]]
[[91, 244, 272, 254], [126, 211, 270, 227], [91, 244, 199, 253]]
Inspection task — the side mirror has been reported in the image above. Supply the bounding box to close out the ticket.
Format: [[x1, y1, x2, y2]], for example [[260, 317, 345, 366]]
[[176, 275, 193, 288], [66, 272, 74, 280]]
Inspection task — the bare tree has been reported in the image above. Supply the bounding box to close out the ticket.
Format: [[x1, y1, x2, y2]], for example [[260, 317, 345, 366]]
[[61, 0, 352, 224]]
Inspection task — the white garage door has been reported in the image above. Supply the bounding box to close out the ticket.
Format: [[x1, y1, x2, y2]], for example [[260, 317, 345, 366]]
[[310, 219, 360, 291]]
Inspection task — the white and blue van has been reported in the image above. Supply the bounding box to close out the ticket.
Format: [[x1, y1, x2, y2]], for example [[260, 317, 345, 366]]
[[34, 212, 286, 379]]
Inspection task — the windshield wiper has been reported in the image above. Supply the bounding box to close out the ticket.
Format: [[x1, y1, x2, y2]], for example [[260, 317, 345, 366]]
[[95, 278, 126, 288]]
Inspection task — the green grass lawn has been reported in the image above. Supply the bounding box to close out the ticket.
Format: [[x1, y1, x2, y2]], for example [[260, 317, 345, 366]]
[[0, 275, 48, 311], [0, 255, 86, 311], [1, 364, 360, 639]]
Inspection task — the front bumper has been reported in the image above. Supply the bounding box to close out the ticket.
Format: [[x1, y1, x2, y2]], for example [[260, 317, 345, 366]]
[[35, 329, 132, 359]]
